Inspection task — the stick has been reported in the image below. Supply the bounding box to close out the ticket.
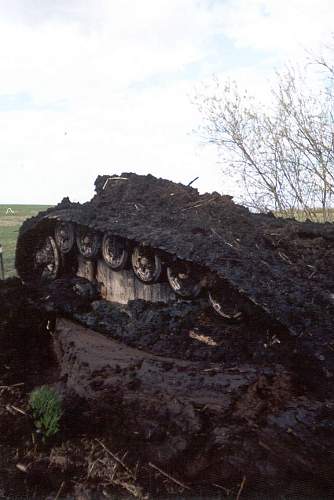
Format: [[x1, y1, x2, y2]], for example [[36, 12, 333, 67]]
[[54, 480, 65, 500], [181, 195, 219, 211], [0, 382, 24, 389], [213, 483, 231, 495], [187, 176, 199, 187], [148, 462, 191, 490], [95, 439, 135, 479], [236, 476, 246, 500], [0, 245, 4, 280], [8, 404, 27, 415], [103, 177, 128, 190]]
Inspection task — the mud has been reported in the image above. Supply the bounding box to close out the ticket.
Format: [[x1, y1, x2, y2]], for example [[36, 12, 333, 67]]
[[12, 268, 332, 397], [16, 174, 334, 359], [1, 276, 334, 498], [6, 172, 334, 497], [31, 278, 330, 396], [54, 317, 334, 494]]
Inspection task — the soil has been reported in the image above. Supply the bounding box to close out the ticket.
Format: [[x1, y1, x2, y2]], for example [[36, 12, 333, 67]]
[[16, 173, 334, 336], [1, 277, 334, 499], [16, 173, 334, 374], [5, 173, 334, 497]]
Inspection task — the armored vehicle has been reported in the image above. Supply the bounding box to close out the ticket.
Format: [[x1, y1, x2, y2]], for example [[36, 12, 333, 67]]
[[15, 173, 334, 337]]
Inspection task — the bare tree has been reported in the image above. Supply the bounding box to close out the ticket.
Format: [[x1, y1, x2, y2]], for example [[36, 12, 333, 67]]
[[194, 55, 334, 220]]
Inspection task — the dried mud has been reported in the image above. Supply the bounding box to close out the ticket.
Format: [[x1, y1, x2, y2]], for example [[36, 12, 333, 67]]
[[1, 277, 334, 498], [6, 173, 334, 497], [16, 174, 334, 373]]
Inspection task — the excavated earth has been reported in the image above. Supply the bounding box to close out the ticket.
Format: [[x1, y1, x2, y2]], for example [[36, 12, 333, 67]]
[[1, 275, 334, 499], [16, 173, 334, 382], [4, 173, 334, 497]]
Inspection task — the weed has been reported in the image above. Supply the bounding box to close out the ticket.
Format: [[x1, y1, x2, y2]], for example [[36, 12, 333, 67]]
[[29, 386, 62, 439]]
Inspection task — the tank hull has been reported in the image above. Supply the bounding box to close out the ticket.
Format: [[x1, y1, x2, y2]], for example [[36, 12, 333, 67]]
[[77, 256, 176, 304], [15, 173, 334, 341]]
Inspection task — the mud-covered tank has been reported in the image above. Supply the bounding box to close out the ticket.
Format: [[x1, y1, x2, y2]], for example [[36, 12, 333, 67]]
[[15, 173, 334, 338]]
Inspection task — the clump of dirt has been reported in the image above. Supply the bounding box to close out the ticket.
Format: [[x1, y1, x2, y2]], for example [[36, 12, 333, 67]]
[[75, 298, 274, 364], [31, 276, 100, 315], [23, 274, 326, 399]]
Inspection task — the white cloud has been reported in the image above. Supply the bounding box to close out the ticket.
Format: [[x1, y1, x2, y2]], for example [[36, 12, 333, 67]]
[[219, 0, 334, 56], [0, 0, 333, 203]]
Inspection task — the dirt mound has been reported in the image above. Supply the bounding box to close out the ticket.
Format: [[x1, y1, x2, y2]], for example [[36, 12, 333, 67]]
[[75, 298, 265, 363], [20, 275, 328, 394], [16, 173, 334, 348], [7, 169, 334, 496], [1, 277, 334, 498], [54, 317, 334, 496]]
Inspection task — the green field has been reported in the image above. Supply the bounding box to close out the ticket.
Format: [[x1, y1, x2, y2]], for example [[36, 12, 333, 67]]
[[0, 205, 51, 278]]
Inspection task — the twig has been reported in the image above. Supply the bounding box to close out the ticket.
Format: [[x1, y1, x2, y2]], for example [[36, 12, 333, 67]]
[[88, 459, 98, 478], [102, 177, 128, 190], [105, 478, 143, 498], [181, 195, 219, 211], [95, 439, 135, 479], [213, 483, 231, 495], [187, 176, 199, 187], [6, 404, 27, 415], [278, 251, 292, 264], [148, 462, 191, 490], [16, 463, 28, 473], [202, 367, 222, 373], [236, 476, 246, 500], [259, 440, 273, 453], [12, 405, 27, 415], [0, 382, 24, 389], [54, 480, 65, 500], [210, 229, 239, 251]]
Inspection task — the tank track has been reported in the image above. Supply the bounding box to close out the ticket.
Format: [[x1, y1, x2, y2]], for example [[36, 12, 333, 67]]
[[15, 173, 334, 339], [15, 215, 246, 321]]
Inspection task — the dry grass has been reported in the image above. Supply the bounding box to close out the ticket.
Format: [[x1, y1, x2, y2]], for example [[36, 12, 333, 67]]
[[276, 208, 334, 222]]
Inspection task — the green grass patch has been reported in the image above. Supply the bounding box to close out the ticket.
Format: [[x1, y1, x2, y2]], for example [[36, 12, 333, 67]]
[[29, 385, 62, 440], [0, 205, 51, 278]]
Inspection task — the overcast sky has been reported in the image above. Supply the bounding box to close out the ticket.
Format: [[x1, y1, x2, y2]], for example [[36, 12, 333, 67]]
[[0, 0, 333, 203]]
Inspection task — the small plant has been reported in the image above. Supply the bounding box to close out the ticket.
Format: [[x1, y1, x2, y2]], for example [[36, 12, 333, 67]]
[[29, 386, 62, 439]]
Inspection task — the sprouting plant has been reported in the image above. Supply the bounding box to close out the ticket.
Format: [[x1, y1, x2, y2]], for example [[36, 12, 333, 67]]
[[29, 386, 62, 439]]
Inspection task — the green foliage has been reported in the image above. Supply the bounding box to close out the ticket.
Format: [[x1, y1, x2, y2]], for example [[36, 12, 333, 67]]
[[29, 386, 62, 439]]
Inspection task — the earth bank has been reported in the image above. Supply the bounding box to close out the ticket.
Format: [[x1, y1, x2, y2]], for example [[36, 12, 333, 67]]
[[0, 277, 334, 498]]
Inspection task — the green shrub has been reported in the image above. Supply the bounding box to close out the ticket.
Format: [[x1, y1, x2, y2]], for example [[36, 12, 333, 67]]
[[29, 386, 62, 439]]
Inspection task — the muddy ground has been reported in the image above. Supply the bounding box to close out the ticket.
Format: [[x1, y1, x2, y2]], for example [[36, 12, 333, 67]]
[[1, 277, 334, 499]]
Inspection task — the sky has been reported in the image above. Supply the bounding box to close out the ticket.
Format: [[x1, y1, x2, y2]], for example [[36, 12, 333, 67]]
[[0, 0, 333, 204]]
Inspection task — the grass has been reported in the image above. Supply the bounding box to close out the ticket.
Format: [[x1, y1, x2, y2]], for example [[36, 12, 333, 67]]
[[277, 208, 334, 222], [0, 205, 51, 278], [29, 385, 62, 440]]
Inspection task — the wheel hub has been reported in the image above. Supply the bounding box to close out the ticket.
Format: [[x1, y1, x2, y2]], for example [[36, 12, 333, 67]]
[[208, 289, 242, 320], [55, 222, 75, 254], [131, 246, 162, 283], [167, 263, 202, 298], [34, 236, 60, 281], [102, 235, 128, 270], [76, 227, 101, 259]]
